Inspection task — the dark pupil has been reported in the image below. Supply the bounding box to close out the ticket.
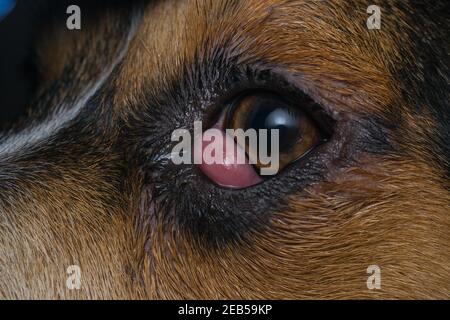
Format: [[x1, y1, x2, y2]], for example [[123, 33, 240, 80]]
[[245, 97, 302, 153]]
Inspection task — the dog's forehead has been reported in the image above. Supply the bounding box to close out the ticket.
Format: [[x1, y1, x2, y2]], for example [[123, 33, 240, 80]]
[[115, 0, 401, 116]]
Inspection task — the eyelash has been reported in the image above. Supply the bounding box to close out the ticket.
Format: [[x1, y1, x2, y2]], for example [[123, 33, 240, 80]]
[[202, 65, 335, 139]]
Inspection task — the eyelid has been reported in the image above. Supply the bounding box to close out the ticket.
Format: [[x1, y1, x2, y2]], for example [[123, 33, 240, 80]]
[[202, 65, 336, 138]]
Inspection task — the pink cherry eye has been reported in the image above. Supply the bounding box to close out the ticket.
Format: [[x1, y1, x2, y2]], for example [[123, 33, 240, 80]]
[[197, 128, 263, 189]]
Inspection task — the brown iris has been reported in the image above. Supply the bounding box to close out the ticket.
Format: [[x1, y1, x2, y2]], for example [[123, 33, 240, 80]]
[[225, 92, 322, 174]]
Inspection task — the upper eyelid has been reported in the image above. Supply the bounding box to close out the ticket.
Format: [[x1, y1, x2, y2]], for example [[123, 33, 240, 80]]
[[153, 58, 336, 129], [212, 64, 337, 132]]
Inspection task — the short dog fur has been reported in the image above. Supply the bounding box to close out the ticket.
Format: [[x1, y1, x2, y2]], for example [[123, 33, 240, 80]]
[[0, 0, 449, 299]]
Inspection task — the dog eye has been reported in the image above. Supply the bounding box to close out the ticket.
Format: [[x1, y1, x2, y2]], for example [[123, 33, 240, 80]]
[[225, 92, 322, 173]]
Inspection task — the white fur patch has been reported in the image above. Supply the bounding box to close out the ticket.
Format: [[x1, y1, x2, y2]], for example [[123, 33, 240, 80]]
[[0, 13, 141, 159]]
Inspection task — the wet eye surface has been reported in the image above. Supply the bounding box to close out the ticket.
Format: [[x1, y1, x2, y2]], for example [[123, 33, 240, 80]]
[[196, 90, 326, 189], [225, 92, 323, 174]]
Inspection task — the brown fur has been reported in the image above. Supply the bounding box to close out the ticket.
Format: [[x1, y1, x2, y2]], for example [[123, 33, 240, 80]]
[[0, 0, 449, 299]]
